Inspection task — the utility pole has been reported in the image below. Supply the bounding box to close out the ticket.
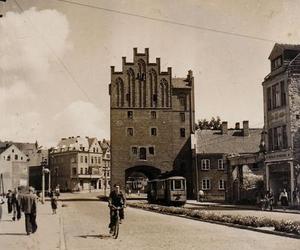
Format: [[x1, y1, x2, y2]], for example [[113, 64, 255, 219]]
[[41, 159, 50, 204], [195, 144, 199, 201]]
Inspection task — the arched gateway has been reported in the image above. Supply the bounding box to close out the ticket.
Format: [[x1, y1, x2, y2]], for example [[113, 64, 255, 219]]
[[125, 165, 161, 194]]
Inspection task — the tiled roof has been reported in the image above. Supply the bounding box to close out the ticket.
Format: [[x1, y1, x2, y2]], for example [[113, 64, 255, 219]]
[[195, 128, 262, 154], [268, 43, 300, 59]]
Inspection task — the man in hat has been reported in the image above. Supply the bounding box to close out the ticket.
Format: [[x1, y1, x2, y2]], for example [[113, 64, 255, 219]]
[[21, 187, 38, 235]]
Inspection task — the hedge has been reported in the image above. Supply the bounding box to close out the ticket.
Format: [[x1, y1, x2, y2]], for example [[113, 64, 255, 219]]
[[128, 203, 300, 236]]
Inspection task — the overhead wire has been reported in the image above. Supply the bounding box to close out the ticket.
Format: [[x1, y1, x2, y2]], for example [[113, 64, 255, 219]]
[[57, 0, 278, 44]]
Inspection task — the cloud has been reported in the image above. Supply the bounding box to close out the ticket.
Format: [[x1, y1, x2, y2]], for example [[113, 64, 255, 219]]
[[0, 7, 74, 146]]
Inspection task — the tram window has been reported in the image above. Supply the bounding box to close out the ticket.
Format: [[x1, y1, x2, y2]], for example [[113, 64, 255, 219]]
[[173, 180, 183, 190]]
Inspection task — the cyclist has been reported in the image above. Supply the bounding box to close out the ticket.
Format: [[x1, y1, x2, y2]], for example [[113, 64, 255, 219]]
[[108, 184, 126, 233]]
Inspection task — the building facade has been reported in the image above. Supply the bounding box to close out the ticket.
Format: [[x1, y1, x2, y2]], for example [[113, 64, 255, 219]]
[[109, 48, 195, 195], [262, 43, 300, 203], [195, 121, 264, 202], [49, 136, 104, 191], [0, 144, 29, 192]]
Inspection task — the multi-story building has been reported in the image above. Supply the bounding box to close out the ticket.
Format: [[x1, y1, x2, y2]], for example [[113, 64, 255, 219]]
[[195, 121, 264, 202], [262, 43, 300, 203], [0, 143, 28, 192], [109, 48, 195, 196], [49, 136, 103, 191]]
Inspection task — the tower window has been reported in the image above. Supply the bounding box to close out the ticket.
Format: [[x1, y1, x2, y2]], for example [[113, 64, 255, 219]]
[[139, 147, 147, 160], [149, 147, 155, 155], [127, 128, 134, 136], [151, 128, 157, 136], [151, 111, 156, 119], [180, 128, 186, 137], [128, 111, 133, 119], [180, 112, 185, 122], [132, 146, 138, 155]]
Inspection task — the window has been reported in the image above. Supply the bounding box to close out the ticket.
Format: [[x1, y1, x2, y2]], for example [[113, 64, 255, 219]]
[[21, 157, 23, 160], [128, 111, 133, 119], [267, 87, 272, 111], [272, 83, 280, 109], [280, 81, 286, 106], [219, 179, 225, 190], [139, 147, 147, 160], [80, 168, 83, 174], [180, 128, 185, 137], [91, 157, 94, 164], [72, 168, 77, 175], [201, 159, 210, 170], [202, 179, 211, 190], [85, 168, 88, 174], [132, 147, 138, 155], [149, 147, 155, 155], [179, 96, 186, 110], [153, 94, 157, 103], [127, 128, 134, 136], [172, 180, 184, 190], [7, 155, 11, 161], [12, 149, 14, 153], [273, 56, 282, 69], [15, 154, 18, 160], [151, 128, 157, 136], [80, 156, 83, 163], [85, 156, 88, 163], [180, 112, 185, 122], [218, 159, 224, 170], [151, 111, 156, 119]]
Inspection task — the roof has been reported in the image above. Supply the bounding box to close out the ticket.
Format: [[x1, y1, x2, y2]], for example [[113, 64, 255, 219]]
[[0, 141, 38, 155], [268, 43, 300, 59], [195, 128, 263, 154], [56, 137, 89, 151], [172, 78, 191, 89]]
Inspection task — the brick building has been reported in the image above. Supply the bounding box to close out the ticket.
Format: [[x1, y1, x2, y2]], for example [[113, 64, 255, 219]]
[[262, 43, 300, 203], [195, 121, 264, 202], [49, 136, 103, 191], [109, 48, 195, 196]]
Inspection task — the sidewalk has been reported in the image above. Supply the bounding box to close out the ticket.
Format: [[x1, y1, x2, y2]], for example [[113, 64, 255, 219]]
[[186, 200, 300, 214], [0, 201, 62, 250]]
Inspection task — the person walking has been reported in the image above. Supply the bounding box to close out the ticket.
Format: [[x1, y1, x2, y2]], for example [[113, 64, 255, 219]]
[[6, 190, 13, 214], [279, 188, 289, 211], [11, 188, 21, 221], [21, 187, 38, 235], [0, 195, 4, 221], [51, 195, 58, 214]]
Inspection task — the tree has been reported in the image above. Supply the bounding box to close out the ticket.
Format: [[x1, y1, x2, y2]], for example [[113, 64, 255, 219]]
[[196, 116, 222, 130]]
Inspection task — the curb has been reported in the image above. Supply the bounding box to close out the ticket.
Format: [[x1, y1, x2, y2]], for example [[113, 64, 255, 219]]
[[127, 204, 300, 240], [59, 204, 67, 250]]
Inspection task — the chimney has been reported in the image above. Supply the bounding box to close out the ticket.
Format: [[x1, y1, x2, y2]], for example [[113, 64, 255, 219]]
[[221, 121, 228, 134], [235, 122, 240, 130], [243, 120, 249, 136]]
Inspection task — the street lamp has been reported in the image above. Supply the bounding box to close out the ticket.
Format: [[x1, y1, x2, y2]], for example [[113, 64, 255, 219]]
[[41, 159, 50, 204]]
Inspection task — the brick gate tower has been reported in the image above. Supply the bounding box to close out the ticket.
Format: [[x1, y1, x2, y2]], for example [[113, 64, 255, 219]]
[[109, 48, 195, 196]]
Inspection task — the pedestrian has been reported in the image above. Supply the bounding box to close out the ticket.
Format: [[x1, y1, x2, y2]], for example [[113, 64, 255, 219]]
[[51, 195, 58, 214], [279, 188, 289, 211], [21, 186, 38, 235], [198, 189, 205, 202], [293, 188, 300, 206], [268, 190, 274, 211], [0, 195, 4, 221], [55, 185, 60, 198], [6, 190, 13, 214], [11, 188, 21, 221]]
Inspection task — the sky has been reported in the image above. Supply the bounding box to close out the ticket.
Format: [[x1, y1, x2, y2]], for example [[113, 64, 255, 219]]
[[1, 0, 300, 147]]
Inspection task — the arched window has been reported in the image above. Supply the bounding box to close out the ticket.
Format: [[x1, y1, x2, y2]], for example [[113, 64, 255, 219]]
[[138, 59, 146, 107], [149, 70, 157, 107], [127, 69, 135, 107], [116, 78, 124, 107], [160, 78, 169, 108], [160, 81, 165, 107]]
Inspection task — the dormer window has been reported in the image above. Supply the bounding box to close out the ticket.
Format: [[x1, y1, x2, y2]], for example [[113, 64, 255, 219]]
[[272, 56, 282, 70]]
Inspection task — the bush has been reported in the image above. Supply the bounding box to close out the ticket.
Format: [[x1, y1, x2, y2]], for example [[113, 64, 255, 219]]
[[127, 202, 300, 236]]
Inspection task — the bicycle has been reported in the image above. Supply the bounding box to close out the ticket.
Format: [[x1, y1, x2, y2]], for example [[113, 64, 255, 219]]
[[109, 206, 123, 239]]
